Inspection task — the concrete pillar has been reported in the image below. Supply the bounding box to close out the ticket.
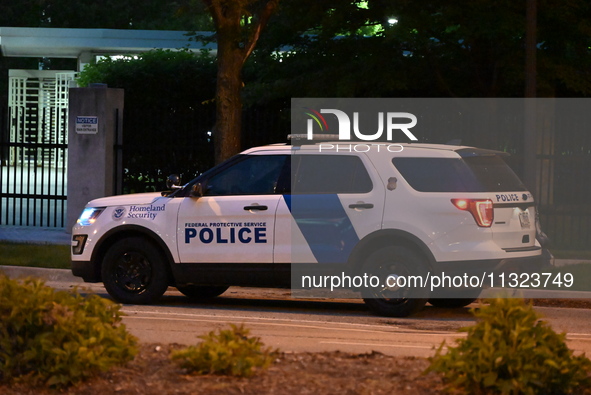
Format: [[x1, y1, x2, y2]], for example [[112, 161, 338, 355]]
[[66, 86, 124, 230]]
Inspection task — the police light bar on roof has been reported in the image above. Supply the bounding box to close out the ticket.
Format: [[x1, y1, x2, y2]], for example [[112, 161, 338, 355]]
[[288, 134, 341, 145]]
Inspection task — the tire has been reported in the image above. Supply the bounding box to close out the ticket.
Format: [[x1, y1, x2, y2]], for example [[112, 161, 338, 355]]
[[428, 297, 478, 308], [360, 246, 430, 317], [176, 285, 229, 299], [429, 288, 481, 308], [101, 237, 170, 304]]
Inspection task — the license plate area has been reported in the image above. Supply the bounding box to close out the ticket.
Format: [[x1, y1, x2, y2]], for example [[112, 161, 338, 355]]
[[519, 210, 530, 229]]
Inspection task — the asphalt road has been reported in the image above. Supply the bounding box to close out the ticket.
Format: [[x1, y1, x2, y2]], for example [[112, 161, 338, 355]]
[[50, 282, 591, 358], [3, 266, 591, 358]]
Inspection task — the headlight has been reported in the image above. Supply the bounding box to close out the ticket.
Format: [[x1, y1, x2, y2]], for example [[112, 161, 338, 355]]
[[77, 207, 105, 226]]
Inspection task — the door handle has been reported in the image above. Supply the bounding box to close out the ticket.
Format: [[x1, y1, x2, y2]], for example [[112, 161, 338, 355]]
[[349, 203, 374, 209], [244, 205, 268, 211]]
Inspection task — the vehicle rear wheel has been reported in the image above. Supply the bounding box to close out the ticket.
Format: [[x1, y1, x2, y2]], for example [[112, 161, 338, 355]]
[[101, 237, 170, 304], [176, 285, 229, 299], [361, 246, 430, 317], [428, 297, 478, 308], [429, 288, 481, 308]]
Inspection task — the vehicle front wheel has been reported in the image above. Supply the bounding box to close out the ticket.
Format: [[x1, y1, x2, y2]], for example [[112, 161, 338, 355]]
[[101, 237, 170, 304], [176, 285, 229, 299], [360, 246, 430, 317]]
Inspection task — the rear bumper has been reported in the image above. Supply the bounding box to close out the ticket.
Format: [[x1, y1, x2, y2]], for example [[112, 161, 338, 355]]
[[428, 253, 544, 298], [433, 253, 544, 278]]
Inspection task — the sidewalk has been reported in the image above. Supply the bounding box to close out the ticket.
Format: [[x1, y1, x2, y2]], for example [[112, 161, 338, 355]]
[[0, 265, 82, 283], [0, 225, 70, 245]]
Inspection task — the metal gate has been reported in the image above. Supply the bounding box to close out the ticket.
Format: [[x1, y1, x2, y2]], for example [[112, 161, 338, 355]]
[[0, 70, 76, 227]]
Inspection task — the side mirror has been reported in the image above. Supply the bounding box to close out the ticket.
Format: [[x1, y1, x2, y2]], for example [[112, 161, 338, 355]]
[[166, 174, 182, 190], [191, 182, 204, 198]]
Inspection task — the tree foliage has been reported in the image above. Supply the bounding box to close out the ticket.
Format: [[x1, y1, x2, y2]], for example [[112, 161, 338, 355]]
[[0, 0, 209, 30], [4, 0, 591, 164], [77, 49, 216, 105], [247, 0, 591, 102], [78, 49, 217, 192]]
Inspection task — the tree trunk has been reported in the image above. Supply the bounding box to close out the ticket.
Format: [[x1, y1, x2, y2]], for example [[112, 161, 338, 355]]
[[214, 34, 244, 164], [203, 0, 279, 164]]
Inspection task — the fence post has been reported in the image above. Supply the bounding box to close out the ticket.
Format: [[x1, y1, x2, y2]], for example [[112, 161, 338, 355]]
[[66, 85, 124, 231]]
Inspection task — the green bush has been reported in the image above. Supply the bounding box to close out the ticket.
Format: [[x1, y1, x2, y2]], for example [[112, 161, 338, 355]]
[[427, 298, 591, 394], [0, 275, 137, 388], [171, 324, 277, 377]]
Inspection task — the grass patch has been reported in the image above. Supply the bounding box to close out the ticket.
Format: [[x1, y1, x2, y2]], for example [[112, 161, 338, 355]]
[[544, 263, 591, 292], [550, 249, 591, 260], [0, 242, 70, 269]]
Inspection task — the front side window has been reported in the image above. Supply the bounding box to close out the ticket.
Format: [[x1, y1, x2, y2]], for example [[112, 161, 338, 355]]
[[204, 155, 288, 196]]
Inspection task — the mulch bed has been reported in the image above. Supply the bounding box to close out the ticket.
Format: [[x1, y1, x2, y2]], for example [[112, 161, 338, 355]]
[[0, 343, 445, 395]]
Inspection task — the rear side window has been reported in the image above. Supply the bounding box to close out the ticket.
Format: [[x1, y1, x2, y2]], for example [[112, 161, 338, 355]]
[[292, 155, 373, 194], [392, 156, 527, 192]]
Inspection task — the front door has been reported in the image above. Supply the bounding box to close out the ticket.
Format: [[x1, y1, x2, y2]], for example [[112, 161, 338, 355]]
[[177, 153, 289, 264]]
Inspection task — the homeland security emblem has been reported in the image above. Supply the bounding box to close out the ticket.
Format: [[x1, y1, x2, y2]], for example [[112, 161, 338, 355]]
[[112, 207, 126, 221]]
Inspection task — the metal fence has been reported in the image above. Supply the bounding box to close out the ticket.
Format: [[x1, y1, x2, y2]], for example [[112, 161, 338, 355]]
[[0, 71, 72, 227], [0, 158, 67, 227], [121, 101, 290, 194]]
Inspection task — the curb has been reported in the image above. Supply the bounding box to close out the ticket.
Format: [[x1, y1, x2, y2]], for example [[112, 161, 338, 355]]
[[554, 259, 591, 267], [481, 287, 591, 300], [2, 265, 591, 300], [0, 265, 82, 283]]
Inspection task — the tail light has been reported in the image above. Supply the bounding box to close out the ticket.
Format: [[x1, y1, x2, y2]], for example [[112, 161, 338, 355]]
[[451, 199, 494, 227]]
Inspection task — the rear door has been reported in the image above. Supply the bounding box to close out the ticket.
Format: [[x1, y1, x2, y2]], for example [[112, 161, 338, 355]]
[[274, 152, 385, 264]]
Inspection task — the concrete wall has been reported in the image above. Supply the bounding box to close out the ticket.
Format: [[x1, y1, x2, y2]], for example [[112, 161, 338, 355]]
[[66, 86, 123, 230]]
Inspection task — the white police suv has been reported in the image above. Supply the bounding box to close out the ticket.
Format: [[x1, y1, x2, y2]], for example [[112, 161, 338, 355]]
[[71, 138, 543, 317]]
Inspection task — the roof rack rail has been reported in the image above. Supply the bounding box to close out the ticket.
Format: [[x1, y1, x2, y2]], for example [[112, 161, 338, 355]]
[[287, 134, 341, 146]]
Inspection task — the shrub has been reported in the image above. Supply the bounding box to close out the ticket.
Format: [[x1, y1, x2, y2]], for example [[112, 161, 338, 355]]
[[171, 324, 277, 377], [427, 298, 591, 394], [0, 275, 138, 388]]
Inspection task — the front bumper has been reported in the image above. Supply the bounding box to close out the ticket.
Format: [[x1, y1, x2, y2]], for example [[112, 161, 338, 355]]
[[71, 260, 101, 283]]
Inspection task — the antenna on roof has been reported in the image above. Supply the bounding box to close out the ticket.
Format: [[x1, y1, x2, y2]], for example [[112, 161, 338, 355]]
[[287, 134, 341, 146]]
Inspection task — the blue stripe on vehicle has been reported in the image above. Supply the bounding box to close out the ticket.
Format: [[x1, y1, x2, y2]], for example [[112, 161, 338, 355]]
[[284, 194, 359, 263]]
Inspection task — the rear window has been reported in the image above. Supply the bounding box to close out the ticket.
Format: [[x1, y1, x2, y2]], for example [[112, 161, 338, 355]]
[[392, 156, 527, 192]]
